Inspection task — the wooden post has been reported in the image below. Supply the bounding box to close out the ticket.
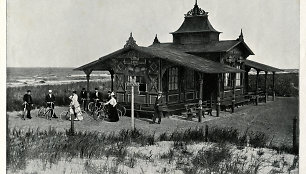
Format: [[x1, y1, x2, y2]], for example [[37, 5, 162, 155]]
[[216, 74, 221, 117], [231, 73, 236, 113], [264, 71, 268, 103], [245, 67, 250, 94], [272, 72, 276, 101], [255, 70, 259, 105], [127, 76, 137, 130], [131, 85, 135, 130], [70, 107, 75, 135], [198, 75, 203, 122], [110, 71, 114, 92]]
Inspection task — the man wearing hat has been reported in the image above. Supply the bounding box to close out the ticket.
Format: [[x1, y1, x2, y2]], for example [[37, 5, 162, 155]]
[[80, 88, 88, 111], [91, 87, 102, 108], [23, 90, 33, 119], [152, 91, 164, 124], [45, 89, 58, 118]]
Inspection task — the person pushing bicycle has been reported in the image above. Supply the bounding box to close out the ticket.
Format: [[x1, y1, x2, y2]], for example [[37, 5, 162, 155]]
[[23, 90, 33, 119], [80, 88, 88, 111], [45, 90, 58, 118]]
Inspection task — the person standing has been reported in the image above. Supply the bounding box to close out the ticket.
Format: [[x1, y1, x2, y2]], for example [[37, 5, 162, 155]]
[[69, 91, 83, 121], [91, 87, 102, 107], [104, 92, 119, 122], [23, 90, 33, 119], [80, 88, 87, 111], [45, 90, 58, 118], [152, 91, 164, 124]]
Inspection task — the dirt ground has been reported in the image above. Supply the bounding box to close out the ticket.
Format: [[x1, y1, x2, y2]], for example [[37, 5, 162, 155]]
[[7, 97, 299, 146]]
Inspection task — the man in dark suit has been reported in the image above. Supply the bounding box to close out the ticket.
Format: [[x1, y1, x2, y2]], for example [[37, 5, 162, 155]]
[[152, 91, 164, 124], [91, 88, 102, 107], [80, 88, 88, 111], [23, 90, 33, 119], [45, 89, 58, 118]]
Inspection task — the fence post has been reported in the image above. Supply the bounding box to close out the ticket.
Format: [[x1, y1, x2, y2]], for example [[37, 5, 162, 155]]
[[205, 125, 208, 142], [293, 117, 298, 153], [70, 108, 75, 135]]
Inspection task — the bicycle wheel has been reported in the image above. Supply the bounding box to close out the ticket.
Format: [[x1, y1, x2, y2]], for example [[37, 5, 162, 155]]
[[88, 102, 95, 112], [59, 111, 69, 121], [118, 105, 126, 117], [45, 109, 53, 120], [117, 109, 123, 117], [37, 108, 45, 118]]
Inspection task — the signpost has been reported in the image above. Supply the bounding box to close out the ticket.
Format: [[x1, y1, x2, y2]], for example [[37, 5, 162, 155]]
[[126, 76, 139, 130]]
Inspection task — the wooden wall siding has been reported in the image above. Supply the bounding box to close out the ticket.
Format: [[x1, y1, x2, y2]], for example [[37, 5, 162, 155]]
[[185, 91, 195, 101], [116, 93, 125, 102], [168, 94, 180, 104], [180, 93, 185, 101], [149, 95, 157, 104], [127, 94, 146, 103]]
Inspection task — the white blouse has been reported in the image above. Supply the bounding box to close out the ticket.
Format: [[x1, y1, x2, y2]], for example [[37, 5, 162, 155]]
[[105, 97, 117, 107]]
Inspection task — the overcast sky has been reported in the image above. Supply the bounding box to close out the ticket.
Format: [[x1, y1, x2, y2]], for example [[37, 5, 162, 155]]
[[7, 0, 300, 69]]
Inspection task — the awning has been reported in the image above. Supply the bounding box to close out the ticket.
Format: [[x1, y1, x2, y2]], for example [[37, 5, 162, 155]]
[[244, 60, 283, 72]]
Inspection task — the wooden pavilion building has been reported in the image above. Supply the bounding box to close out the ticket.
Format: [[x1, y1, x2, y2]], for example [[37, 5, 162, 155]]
[[75, 2, 282, 118]]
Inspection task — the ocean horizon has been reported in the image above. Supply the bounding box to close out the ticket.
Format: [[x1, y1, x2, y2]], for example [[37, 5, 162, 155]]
[[6, 67, 110, 87]]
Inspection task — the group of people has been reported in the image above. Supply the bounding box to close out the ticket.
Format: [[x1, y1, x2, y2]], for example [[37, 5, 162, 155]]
[[23, 89, 57, 119], [22, 87, 119, 122], [23, 87, 165, 124]]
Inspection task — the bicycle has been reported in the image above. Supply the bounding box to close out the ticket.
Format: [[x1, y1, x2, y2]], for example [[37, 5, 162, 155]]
[[37, 102, 55, 120], [59, 106, 88, 122]]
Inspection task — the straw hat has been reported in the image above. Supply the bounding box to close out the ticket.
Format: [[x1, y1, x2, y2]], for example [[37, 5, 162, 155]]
[[111, 92, 115, 96], [48, 90, 52, 93], [158, 91, 162, 94]]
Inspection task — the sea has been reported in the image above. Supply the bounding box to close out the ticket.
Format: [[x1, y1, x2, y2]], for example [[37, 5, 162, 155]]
[[6, 67, 110, 87]]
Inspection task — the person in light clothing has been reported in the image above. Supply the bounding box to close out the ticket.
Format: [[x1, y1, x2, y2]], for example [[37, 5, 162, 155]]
[[69, 91, 83, 121], [104, 92, 119, 122]]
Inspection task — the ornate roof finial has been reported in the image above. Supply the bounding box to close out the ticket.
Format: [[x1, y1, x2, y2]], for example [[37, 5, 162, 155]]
[[238, 28, 244, 41], [185, 1, 207, 17], [153, 34, 160, 44], [124, 32, 138, 48]]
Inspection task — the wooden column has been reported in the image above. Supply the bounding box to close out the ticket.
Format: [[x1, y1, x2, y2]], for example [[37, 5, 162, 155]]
[[216, 74, 221, 117], [255, 70, 259, 105], [198, 74, 203, 122], [84, 69, 92, 93], [264, 71, 268, 103], [231, 73, 236, 113], [272, 72, 276, 101], [110, 71, 114, 92], [245, 67, 251, 94]]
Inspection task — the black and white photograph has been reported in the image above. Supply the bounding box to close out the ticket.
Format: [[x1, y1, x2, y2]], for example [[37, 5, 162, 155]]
[[3, 0, 304, 173]]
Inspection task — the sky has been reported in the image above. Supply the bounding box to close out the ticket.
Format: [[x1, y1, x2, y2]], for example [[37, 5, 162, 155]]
[[7, 0, 300, 69]]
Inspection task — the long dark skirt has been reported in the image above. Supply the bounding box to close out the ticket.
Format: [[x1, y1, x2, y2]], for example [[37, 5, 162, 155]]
[[108, 105, 119, 122]]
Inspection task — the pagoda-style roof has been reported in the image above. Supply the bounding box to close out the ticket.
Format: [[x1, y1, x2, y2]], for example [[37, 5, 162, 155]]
[[171, 2, 220, 34], [150, 40, 254, 55]]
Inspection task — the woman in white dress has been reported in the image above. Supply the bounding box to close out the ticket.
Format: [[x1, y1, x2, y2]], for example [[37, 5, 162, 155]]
[[104, 92, 119, 122], [69, 91, 83, 121]]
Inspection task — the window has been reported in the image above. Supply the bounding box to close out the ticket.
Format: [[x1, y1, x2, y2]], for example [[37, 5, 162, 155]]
[[168, 67, 178, 90], [235, 65, 241, 86], [224, 73, 231, 87], [185, 69, 194, 89], [127, 76, 147, 92]]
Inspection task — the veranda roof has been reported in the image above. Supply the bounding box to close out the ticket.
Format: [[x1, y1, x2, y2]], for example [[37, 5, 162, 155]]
[[75, 46, 244, 74], [244, 59, 283, 72]]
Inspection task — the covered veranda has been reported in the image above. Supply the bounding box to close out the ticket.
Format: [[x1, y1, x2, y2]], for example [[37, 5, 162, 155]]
[[244, 59, 283, 105]]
